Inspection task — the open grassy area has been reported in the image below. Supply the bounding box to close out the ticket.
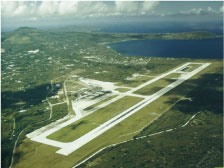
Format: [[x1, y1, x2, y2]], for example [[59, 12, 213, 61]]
[[66, 80, 85, 92], [82, 112, 223, 168], [47, 96, 143, 142], [115, 88, 130, 93], [6, 35, 31, 44], [137, 99, 194, 136], [84, 95, 118, 111], [165, 73, 181, 79], [47, 97, 65, 104], [134, 78, 176, 95], [116, 76, 154, 88]]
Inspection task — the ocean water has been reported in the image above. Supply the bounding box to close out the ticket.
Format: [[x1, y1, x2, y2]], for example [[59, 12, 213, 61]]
[[100, 22, 223, 34], [106, 38, 223, 59]]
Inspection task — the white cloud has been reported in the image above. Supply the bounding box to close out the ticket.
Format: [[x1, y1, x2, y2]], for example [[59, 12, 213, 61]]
[[1, 1, 159, 19], [2, 1, 18, 17], [58, 1, 78, 15], [141, 1, 159, 14], [219, 5, 224, 13], [180, 8, 203, 15], [179, 6, 223, 16]]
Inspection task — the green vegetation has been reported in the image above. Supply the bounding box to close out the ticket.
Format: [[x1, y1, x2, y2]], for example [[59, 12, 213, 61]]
[[134, 78, 176, 95], [6, 35, 31, 44], [159, 31, 223, 40], [1, 26, 222, 168], [116, 76, 155, 87], [81, 112, 223, 168], [66, 80, 85, 92], [139, 100, 193, 135], [47, 96, 143, 142], [115, 88, 130, 93], [84, 95, 118, 111], [1, 27, 182, 168], [51, 103, 68, 121], [10, 60, 223, 168], [78, 58, 185, 84], [165, 73, 180, 79], [79, 60, 223, 168], [47, 94, 65, 104]]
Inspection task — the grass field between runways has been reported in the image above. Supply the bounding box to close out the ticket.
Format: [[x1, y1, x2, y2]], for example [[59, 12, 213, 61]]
[[115, 88, 130, 93], [134, 78, 176, 96], [84, 95, 118, 111], [165, 73, 181, 79], [116, 76, 154, 88], [47, 96, 143, 142]]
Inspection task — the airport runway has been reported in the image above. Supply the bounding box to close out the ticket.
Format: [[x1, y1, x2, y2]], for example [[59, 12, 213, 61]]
[[27, 62, 210, 156], [56, 62, 210, 155]]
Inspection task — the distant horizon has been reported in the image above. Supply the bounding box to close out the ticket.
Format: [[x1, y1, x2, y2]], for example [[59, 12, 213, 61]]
[[2, 1, 223, 32], [2, 20, 223, 35]]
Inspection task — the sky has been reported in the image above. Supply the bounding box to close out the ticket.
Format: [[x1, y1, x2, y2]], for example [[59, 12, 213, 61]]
[[1, 1, 223, 31]]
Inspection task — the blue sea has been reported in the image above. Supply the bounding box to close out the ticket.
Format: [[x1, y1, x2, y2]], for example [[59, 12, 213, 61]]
[[106, 38, 223, 59], [99, 22, 223, 34]]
